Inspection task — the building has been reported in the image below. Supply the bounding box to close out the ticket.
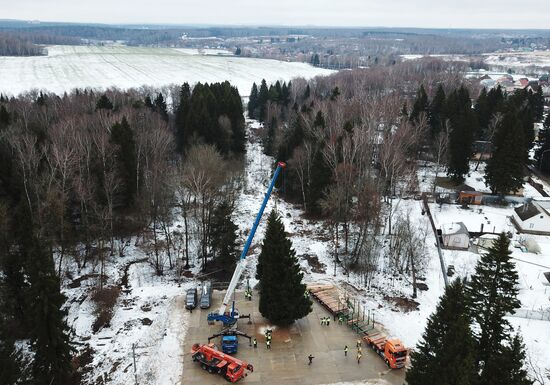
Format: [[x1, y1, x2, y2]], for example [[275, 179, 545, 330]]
[[512, 200, 550, 235], [476, 233, 499, 250], [440, 222, 470, 250], [458, 191, 483, 205]]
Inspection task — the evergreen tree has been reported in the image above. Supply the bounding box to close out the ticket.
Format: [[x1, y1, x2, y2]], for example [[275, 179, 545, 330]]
[[0, 317, 22, 385], [428, 84, 446, 138], [95, 93, 113, 110], [529, 86, 545, 122], [0, 105, 10, 130], [248, 82, 259, 119], [264, 117, 277, 156], [175, 83, 191, 153], [154, 93, 168, 121], [306, 146, 332, 216], [409, 85, 429, 123], [257, 210, 312, 326], [209, 200, 238, 273], [468, 233, 521, 382], [110, 117, 138, 205], [303, 84, 311, 99], [486, 85, 505, 114], [312, 54, 320, 67], [485, 112, 525, 195], [474, 87, 491, 140], [258, 79, 269, 122], [406, 279, 476, 385], [313, 110, 326, 129], [446, 87, 476, 182], [535, 114, 550, 172]]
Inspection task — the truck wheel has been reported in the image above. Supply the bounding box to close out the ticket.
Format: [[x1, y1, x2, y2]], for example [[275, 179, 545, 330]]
[[208, 366, 216, 374], [201, 364, 207, 370], [385, 359, 390, 368]]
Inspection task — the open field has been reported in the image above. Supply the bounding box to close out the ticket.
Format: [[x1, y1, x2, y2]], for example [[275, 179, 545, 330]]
[[182, 290, 405, 385], [0, 45, 334, 96]]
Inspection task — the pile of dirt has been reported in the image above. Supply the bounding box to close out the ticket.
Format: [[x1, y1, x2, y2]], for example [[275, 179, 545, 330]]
[[383, 296, 420, 312], [302, 254, 326, 274]]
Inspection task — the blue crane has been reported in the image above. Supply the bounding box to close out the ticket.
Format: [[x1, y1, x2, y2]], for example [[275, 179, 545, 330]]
[[207, 161, 286, 327]]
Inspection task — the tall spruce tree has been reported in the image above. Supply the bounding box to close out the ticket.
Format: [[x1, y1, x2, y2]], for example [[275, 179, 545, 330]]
[[406, 279, 476, 385], [428, 84, 446, 139], [248, 82, 259, 119], [0, 105, 10, 130], [485, 112, 525, 195], [257, 210, 312, 326], [468, 233, 522, 384], [175, 83, 191, 153], [209, 200, 238, 274], [110, 117, 137, 205], [154, 92, 168, 121], [409, 85, 429, 123], [446, 86, 476, 182], [258, 79, 269, 122], [474, 88, 491, 140], [535, 114, 550, 172], [95, 93, 113, 111], [306, 145, 332, 216]]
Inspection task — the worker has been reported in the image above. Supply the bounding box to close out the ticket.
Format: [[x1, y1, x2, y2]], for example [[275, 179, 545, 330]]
[[304, 290, 310, 299], [357, 351, 362, 364], [356, 339, 361, 348], [338, 315, 343, 325], [266, 339, 271, 349], [253, 338, 257, 348], [308, 354, 315, 365], [344, 345, 348, 357], [326, 317, 330, 326]]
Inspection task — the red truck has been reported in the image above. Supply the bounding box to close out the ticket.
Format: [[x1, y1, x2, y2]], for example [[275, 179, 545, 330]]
[[363, 332, 408, 369], [191, 343, 253, 382]]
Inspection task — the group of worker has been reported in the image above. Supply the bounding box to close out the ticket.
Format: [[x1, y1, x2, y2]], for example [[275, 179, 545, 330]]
[[320, 316, 331, 326], [265, 328, 273, 349]]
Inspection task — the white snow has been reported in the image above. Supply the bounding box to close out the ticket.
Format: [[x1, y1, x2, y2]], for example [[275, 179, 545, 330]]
[[0, 45, 334, 97]]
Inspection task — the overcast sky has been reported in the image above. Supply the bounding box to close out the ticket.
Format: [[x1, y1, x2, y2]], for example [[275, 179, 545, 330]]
[[1, 0, 549, 29]]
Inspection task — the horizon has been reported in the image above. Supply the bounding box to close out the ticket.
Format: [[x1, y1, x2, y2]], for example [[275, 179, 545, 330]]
[[1, 0, 549, 30]]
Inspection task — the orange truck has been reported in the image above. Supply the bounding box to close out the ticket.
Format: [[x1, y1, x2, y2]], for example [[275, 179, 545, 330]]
[[363, 332, 408, 369], [191, 343, 253, 382]]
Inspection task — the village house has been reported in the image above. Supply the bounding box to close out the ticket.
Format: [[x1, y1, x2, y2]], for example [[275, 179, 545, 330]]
[[440, 222, 470, 250], [512, 199, 550, 235]]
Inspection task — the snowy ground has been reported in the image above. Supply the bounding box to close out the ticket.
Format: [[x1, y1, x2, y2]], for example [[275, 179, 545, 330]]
[[0, 45, 334, 97]]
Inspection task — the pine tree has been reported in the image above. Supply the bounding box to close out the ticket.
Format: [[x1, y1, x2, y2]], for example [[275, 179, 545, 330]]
[[468, 233, 521, 381], [303, 84, 311, 99], [530, 86, 545, 122], [409, 85, 429, 123], [406, 279, 476, 385], [248, 82, 259, 119], [535, 114, 550, 172], [312, 54, 320, 67], [485, 112, 525, 195], [209, 200, 238, 273], [257, 210, 312, 326], [96, 93, 113, 110], [481, 333, 532, 385], [110, 117, 138, 205]]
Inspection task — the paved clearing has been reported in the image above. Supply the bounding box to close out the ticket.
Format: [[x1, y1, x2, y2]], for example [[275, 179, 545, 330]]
[[182, 290, 406, 385]]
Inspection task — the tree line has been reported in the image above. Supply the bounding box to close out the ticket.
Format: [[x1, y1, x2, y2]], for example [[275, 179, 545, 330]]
[[0, 82, 246, 384]]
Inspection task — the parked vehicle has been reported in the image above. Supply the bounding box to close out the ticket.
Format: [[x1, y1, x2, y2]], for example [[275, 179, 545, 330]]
[[186, 288, 197, 310], [364, 332, 408, 368], [200, 281, 212, 309], [191, 343, 253, 382]]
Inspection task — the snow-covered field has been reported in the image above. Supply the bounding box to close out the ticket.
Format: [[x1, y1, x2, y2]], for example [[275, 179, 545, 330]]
[[0, 45, 334, 96], [484, 51, 550, 69]]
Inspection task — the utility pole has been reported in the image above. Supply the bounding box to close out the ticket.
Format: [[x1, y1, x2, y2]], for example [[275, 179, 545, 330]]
[[132, 343, 138, 385]]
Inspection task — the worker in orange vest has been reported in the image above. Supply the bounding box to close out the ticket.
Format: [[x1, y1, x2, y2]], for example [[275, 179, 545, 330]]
[[357, 351, 362, 364]]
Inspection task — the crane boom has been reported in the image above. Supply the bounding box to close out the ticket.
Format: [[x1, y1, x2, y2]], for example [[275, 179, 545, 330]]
[[217, 161, 286, 316]]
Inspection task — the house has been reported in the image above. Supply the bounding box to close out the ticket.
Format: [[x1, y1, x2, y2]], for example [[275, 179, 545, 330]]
[[516, 78, 530, 88], [441, 222, 470, 250], [458, 191, 483, 205], [476, 233, 499, 250], [512, 200, 550, 235]]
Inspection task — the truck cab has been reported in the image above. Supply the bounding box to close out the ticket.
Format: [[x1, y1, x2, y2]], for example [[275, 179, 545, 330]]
[[221, 335, 239, 354], [384, 338, 408, 368]]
